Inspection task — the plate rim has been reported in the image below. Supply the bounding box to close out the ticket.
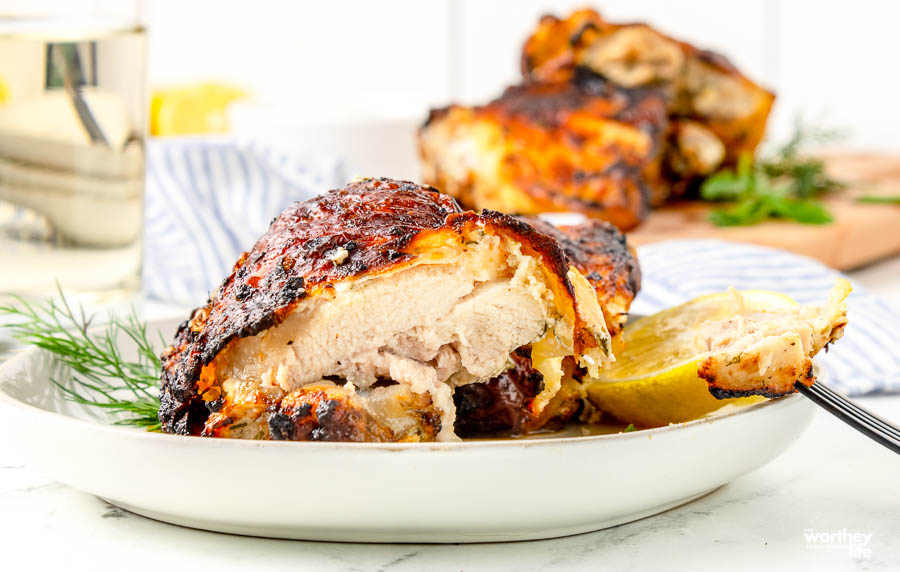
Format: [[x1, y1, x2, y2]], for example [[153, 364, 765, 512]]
[[0, 343, 813, 451]]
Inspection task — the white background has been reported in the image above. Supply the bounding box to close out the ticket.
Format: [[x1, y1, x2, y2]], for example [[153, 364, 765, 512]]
[[144, 0, 900, 151]]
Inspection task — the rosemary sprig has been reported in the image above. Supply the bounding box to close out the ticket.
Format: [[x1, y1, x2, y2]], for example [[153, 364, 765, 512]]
[[0, 287, 162, 430], [700, 119, 846, 226]]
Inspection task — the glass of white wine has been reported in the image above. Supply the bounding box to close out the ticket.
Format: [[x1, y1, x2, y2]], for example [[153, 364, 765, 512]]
[[0, 1, 146, 303]]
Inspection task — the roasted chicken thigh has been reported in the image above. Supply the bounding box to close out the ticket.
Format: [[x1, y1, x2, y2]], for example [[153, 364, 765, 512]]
[[159, 178, 635, 442], [420, 73, 668, 230], [419, 8, 775, 225], [522, 8, 774, 169]]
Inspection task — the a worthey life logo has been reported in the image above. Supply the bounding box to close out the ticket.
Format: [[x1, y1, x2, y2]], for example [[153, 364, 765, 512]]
[[803, 528, 873, 559]]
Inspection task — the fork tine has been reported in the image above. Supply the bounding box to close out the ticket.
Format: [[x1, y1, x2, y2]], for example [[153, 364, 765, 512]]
[[796, 382, 900, 454], [812, 383, 900, 440]]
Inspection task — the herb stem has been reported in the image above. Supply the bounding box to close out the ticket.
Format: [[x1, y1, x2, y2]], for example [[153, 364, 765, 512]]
[[857, 195, 900, 205], [0, 288, 162, 430]]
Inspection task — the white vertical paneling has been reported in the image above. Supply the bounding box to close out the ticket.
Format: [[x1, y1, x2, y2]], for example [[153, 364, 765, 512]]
[[456, 0, 771, 104], [771, 0, 900, 151], [145, 0, 453, 121], [139, 1, 900, 151]]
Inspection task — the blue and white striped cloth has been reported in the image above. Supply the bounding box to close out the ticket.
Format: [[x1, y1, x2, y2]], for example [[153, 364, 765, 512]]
[[144, 139, 342, 304], [143, 141, 898, 396]]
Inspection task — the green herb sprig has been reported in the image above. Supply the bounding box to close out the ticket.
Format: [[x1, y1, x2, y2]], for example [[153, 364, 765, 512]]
[[0, 289, 162, 430], [857, 195, 900, 205], [700, 120, 846, 226]]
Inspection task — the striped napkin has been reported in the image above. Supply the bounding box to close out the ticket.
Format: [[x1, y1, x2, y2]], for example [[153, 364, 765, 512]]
[[143, 138, 341, 304], [142, 141, 898, 396]]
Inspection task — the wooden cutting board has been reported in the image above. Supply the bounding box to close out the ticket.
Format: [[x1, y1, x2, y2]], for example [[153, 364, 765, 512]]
[[627, 153, 900, 270]]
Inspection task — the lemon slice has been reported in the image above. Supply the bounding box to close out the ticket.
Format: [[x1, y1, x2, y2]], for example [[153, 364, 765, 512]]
[[585, 290, 799, 427], [150, 84, 248, 136], [0, 76, 11, 105]]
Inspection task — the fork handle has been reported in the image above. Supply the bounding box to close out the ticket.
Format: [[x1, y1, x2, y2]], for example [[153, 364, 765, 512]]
[[795, 382, 900, 455]]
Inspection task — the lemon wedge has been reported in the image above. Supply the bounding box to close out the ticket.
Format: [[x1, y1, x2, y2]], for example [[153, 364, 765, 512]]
[[585, 290, 801, 427], [0, 75, 11, 104], [150, 84, 248, 136]]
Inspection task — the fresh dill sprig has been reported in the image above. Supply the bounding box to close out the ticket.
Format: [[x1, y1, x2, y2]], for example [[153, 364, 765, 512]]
[[700, 118, 846, 226], [0, 287, 162, 430]]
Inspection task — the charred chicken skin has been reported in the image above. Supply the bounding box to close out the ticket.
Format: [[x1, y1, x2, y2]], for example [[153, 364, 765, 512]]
[[419, 73, 669, 230], [159, 178, 634, 442], [522, 8, 775, 181]]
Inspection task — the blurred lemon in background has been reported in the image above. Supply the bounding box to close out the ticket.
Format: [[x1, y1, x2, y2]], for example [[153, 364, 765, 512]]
[[0, 76, 11, 104], [150, 84, 247, 136]]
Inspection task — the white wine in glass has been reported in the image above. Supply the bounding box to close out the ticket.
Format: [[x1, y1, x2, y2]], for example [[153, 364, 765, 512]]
[[0, 7, 146, 304]]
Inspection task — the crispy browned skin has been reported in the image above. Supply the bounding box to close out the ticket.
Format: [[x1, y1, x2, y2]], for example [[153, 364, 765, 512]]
[[200, 380, 444, 442], [419, 74, 668, 230], [521, 9, 775, 169], [159, 178, 614, 437], [203, 385, 393, 441], [269, 386, 394, 441], [704, 363, 815, 400]]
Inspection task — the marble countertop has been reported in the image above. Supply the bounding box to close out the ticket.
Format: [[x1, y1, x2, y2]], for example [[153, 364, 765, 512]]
[[2, 256, 899, 571]]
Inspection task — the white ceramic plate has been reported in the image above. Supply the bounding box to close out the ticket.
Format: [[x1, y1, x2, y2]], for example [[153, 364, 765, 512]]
[[0, 318, 815, 543]]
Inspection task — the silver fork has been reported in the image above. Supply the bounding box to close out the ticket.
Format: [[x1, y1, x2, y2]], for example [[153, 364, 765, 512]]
[[795, 381, 900, 454]]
